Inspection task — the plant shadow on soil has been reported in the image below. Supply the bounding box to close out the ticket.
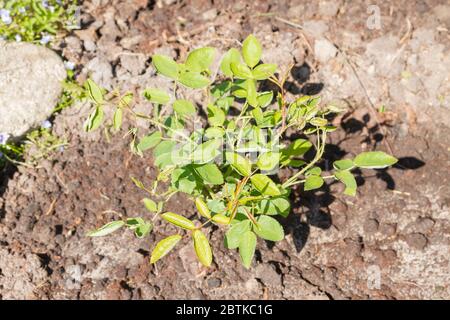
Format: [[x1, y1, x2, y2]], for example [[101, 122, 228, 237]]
[[279, 109, 425, 253], [0, 164, 17, 219]]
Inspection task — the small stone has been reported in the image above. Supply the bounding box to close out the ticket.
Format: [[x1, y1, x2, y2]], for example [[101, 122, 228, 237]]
[[318, 1, 340, 17], [83, 56, 113, 90], [83, 39, 97, 52], [202, 8, 218, 21], [303, 20, 329, 38], [379, 223, 396, 237], [0, 41, 66, 139], [255, 264, 282, 287], [405, 233, 428, 250], [119, 54, 146, 76], [207, 277, 222, 288], [314, 39, 337, 63], [364, 218, 379, 233], [120, 35, 144, 50], [65, 264, 82, 282]]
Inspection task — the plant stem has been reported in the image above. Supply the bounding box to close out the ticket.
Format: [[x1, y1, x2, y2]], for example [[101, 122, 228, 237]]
[[282, 129, 327, 188], [286, 175, 335, 188]]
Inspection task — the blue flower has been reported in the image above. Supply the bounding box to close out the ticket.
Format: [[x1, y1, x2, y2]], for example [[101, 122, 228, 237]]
[[0, 9, 12, 25], [15, 34, 22, 42], [42, 120, 52, 129], [64, 61, 75, 70], [41, 0, 49, 8], [0, 133, 10, 145], [40, 34, 52, 45], [18, 7, 26, 14]]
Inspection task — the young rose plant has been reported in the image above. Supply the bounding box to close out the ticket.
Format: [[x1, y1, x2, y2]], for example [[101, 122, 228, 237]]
[[84, 35, 398, 269]]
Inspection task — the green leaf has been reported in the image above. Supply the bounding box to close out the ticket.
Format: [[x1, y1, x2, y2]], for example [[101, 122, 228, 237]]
[[207, 104, 226, 127], [134, 221, 153, 238], [256, 152, 280, 171], [250, 174, 281, 196], [173, 99, 196, 116], [281, 159, 306, 167], [178, 72, 210, 89], [212, 214, 230, 225], [150, 234, 182, 263], [242, 34, 262, 68], [85, 79, 104, 104], [253, 215, 284, 241], [333, 159, 354, 171], [257, 91, 273, 108], [220, 48, 241, 77], [252, 107, 264, 124], [225, 152, 252, 177], [137, 132, 162, 152], [152, 54, 179, 79], [195, 198, 211, 219], [161, 212, 196, 230], [225, 220, 251, 249], [84, 105, 104, 132], [163, 116, 185, 138], [335, 170, 357, 196], [252, 63, 277, 80], [154, 141, 176, 168], [306, 166, 322, 176], [205, 127, 225, 139], [154, 139, 177, 157], [245, 79, 258, 107], [282, 139, 312, 157], [304, 175, 324, 191], [171, 166, 199, 194], [130, 176, 147, 191], [185, 47, 216, 72], [126, 217, 145, 229], [127, 218, 153, 238], [258, 197, 290, 217], [113, 108, 123, 131], [207, 199, 226, 213], [192, 139, 222, 164], [230, 62, 253, 79], [194, 163, 224, 185], [354, 151, 398, 169], [255, 110, 282, 128], [87, 221, 125, 237], [143, 198, 158, 212], [119, 92, 133, 108], [239, 230, 257, 269], [143, 88, 170, 104], [216, 96, 234, 111], [192, 230, 213, 267], [310, 117, 328, 127]]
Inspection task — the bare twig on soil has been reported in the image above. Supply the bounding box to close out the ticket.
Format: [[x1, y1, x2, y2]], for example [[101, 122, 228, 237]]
[[256, 13, 314, 54], [259, 14, 395, 155], [335, 47, 394, 155], [45, 198, 57, 216]]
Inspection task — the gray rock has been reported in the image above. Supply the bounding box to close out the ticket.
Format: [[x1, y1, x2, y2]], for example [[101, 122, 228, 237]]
[[318, 1, 340, 17], [202, 8, 218, 21], [405, 233, 428, 250], [314, 38, 337, 63], [83, 55, 114, 90], [0, 41, 66, 139], [255, 264, 283, 287], [303, 20, 329, 38]]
